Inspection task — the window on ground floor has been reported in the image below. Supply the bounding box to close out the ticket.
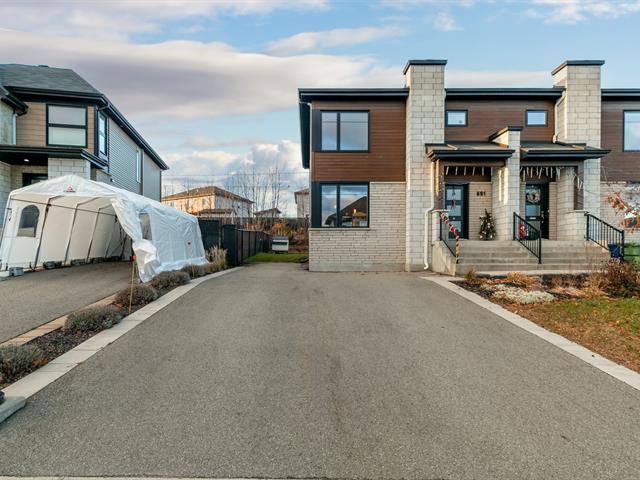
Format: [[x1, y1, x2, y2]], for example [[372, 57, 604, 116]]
[[316, 183, 368, 228], [624, 111, 640, 151]]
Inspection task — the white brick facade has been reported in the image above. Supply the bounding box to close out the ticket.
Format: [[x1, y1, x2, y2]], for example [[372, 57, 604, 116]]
[[309, 182, 406, 272], [0, 161, 10, 223], [48, 158, 90, 179], [490, 128, 521, 239], [404, 61, 446, 271]]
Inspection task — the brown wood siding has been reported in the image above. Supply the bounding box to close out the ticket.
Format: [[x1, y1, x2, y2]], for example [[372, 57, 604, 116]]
[[16, 102, 46, 146], [601, 100, 640, 182], [311, 100, 405, 182], [16, 102, 94, 150], [445, 99, 555, 142]]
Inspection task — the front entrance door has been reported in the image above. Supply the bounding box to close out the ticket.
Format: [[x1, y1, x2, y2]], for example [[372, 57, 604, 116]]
[[524, 183, 549, 239], [445, 184, 468, 239]]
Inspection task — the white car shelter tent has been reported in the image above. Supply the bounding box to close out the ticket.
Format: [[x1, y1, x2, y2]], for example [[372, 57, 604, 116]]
[[0, 175, 206, 282]]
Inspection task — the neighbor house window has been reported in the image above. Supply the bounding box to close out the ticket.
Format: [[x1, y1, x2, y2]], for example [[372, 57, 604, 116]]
[[624, 111, 640, 151], [47, 105, 86, 147], [17, 205, 39, 237], [446, 110, 467, 127], [526, 110, 548, 126], [320, 111, 368, 151], [136, 149, 142, 183], [319, 183, 368, 228], [98, 112, 108, 156]]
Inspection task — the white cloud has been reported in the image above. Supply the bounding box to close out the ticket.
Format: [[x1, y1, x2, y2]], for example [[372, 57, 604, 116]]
[[0, 0, 329, 40], [528, 0, 640, 24], [0, 30, 402, 123], [427, 11, 461, 31], [267, 25, 406, 55]]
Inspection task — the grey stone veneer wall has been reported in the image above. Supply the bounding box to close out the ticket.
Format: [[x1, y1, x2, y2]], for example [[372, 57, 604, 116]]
[[309, 182, 406, 272]]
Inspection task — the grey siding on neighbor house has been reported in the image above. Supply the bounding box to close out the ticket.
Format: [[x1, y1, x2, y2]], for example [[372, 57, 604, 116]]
[[108, 118, 142, 195], [142, 153, 161, 201], [0, 101, 14, 144]]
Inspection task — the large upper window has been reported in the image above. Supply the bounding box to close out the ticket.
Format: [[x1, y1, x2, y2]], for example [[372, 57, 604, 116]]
[[98, 112, 108, 155], [446, 110, 467, 127], [319, 183, 368, 228], [526, 110, 548, 126], [47, 105, 87, 147], [624, 111, 640, 151], [321, 111, 368, 151]]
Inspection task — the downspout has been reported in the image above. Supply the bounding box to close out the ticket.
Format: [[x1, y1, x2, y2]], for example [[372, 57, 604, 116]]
[[423, 161, 435, 270]]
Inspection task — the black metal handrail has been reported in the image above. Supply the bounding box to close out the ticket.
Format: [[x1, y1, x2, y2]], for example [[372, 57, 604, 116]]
[[513, 212, 542, 264], [585, 213, 625, 259], [439, 211, 460, 262]]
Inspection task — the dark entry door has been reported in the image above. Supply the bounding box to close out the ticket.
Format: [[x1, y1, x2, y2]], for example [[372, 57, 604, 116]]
[[445, 184, 468, 239], [22, 173, 48, 186], [525, 183, 549, 239]]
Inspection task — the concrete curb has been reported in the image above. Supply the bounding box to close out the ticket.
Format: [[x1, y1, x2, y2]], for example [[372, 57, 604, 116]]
[[423, 275, 640, 392], [0, 267, 243, 421]]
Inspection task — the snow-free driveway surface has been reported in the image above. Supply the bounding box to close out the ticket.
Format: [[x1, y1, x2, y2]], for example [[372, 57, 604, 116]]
[[1, 263, 639, 479], [0, 262, 131, 343]]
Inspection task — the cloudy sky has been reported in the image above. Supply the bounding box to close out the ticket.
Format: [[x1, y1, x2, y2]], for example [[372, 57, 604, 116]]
[[2, 0, 639, 214]]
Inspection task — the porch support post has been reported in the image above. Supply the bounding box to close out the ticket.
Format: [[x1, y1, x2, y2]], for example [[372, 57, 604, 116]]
[[490, 127, 521, 240], [556, 167, 586, 240]]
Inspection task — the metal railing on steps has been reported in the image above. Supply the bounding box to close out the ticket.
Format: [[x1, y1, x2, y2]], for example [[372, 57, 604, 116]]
[[513, 212, 542, 264], [439, 211, 460, 263], [585, 213, 625, 259]]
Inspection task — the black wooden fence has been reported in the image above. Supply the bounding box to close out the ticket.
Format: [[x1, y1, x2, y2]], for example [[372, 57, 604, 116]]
[[198, 219, 271, 266]]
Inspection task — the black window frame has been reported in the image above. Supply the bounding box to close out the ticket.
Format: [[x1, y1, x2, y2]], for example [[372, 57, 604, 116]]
[[623, 110, 640, 152], [311, 181, 370, 228], [46, 103, 88, 148], [320, 110, 370, 152], [525, 109, 548, 127], [446, 109, 468, 127], [97, 111, 108, 157]]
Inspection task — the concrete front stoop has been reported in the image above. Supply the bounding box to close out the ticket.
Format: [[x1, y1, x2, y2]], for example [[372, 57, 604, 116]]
[[448, 240, 610, 275]]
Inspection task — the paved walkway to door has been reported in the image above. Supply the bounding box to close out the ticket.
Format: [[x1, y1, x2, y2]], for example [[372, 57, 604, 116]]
[[1, 264, 639, 479], [0, 262, 131, 343]]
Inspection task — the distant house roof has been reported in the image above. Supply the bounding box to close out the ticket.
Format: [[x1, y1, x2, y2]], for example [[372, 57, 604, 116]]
[[162, 186, 252, 204], [0, 64, 167, 170], [294, 187, 309, 195], [254, 207, 282, 216]]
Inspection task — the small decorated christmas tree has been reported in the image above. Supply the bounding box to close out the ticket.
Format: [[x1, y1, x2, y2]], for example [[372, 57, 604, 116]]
[[479, 210, 496, 240]]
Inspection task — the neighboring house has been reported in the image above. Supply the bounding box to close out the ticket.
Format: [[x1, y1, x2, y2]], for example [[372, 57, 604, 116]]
[[0, 64, 167, 221], [254, 207, 282, 219], [299, 59, 640, 273], [294, 187, 310, 219], [162, 186, 252, 218]]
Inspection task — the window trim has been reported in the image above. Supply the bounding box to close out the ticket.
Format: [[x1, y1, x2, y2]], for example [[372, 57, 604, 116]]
[[525, 109, 548, 127], [46, 104, 88, 148], [623, 110, 640, 152], [446, 109, 468, 127], [320, 110, 370, 153], [312, 181, 370, 228], [17, 204, 40, 238], [97, 111, 108, 157]]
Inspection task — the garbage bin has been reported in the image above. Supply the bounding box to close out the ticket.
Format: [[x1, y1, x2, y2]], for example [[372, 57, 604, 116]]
[[608, 243, 622, 259], [625, 243, 640, 268]]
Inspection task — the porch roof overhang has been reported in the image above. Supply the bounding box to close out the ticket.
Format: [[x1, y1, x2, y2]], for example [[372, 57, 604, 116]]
[[0, 145, 107, 168], [520, 142, 610, 162], [426, 142, 514, 167]]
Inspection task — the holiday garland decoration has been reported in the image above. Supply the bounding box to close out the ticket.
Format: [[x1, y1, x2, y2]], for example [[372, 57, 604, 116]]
[[479, 209, 496, 240]]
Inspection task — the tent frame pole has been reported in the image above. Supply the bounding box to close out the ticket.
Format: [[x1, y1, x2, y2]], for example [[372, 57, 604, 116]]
[[63, 198, 95, 265], [85, 206, 105, 262], [33, 195, 63, 269]]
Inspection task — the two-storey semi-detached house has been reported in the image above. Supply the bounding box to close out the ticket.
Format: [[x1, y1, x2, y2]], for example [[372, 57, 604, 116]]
[[299, 59, 640, 273], [0, 64, 167, 221], [162, 186, 253, 219]]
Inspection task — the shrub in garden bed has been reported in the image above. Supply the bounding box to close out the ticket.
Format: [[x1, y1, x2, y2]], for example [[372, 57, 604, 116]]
[[181, 264, 206, 279], [206, 246, 227, 272], [64, 305, 124, 333], [114, 284, 158, 308], [150, 270, 190, 291], [0, 344, 46, 385], [588, 261, 640, 298]]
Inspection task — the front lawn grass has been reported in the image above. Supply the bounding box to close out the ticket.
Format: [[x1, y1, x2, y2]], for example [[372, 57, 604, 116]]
[[508, 297, 640, 373], [245, 252, 308, 263]]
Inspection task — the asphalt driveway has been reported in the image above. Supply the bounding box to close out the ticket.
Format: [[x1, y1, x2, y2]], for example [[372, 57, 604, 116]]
[[0, 262, 131, 343], [1, 264, 639, 479]]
